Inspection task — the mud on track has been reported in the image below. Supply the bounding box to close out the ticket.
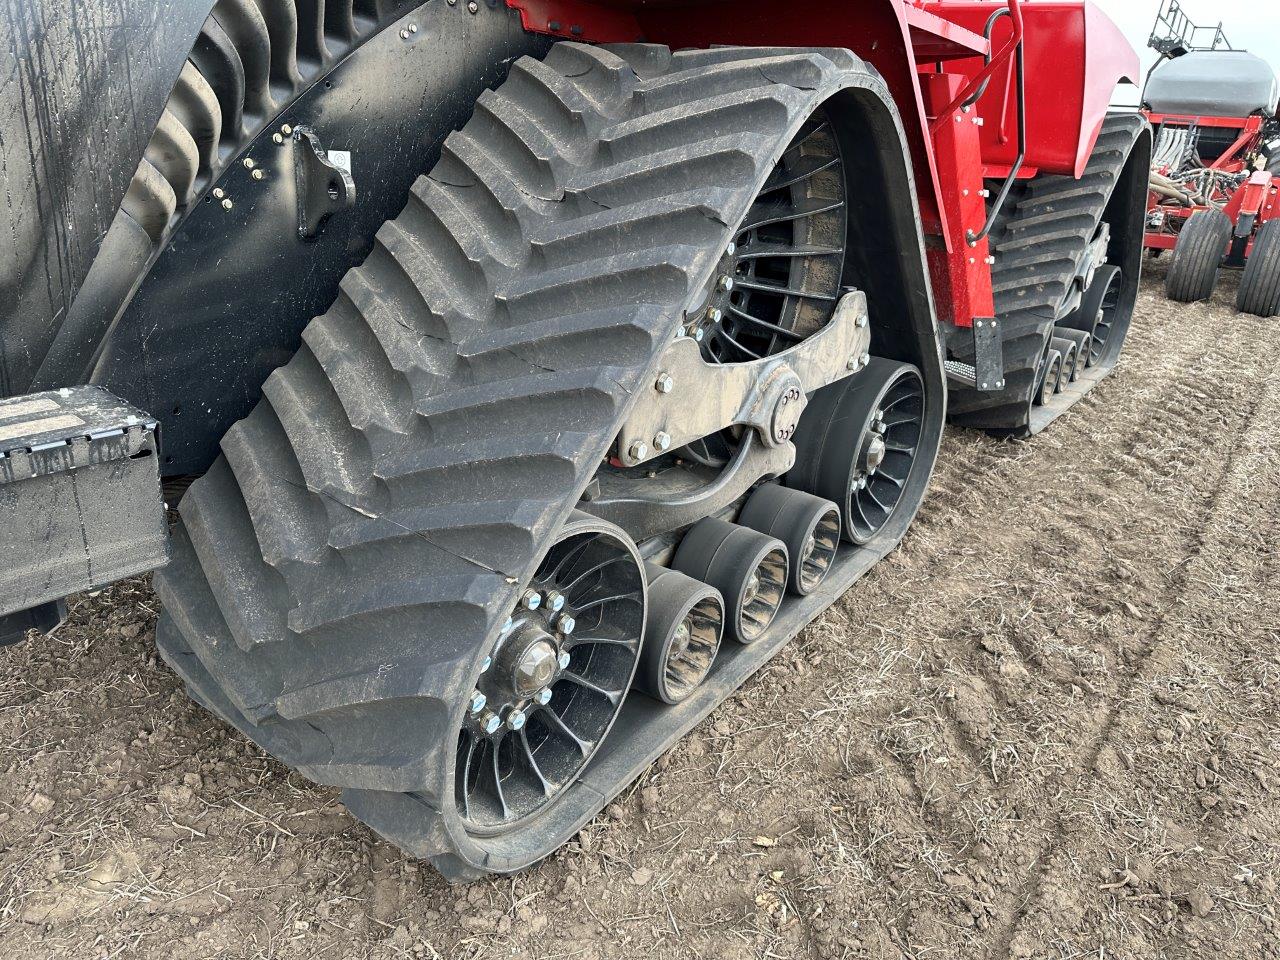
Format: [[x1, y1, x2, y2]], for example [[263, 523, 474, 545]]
[[2, 262, 1278, 960]]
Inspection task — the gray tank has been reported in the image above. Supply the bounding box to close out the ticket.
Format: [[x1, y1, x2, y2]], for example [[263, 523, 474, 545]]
[[1146, 50, 1279, 118]]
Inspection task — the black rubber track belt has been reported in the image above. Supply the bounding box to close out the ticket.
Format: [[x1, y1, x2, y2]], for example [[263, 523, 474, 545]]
[[154, 42, 886, 875], [948, 115, 1147, 433]]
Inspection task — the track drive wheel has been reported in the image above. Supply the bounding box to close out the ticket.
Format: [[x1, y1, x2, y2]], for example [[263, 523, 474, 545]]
[[1237, 219, 1280, 317], [1166, 209, 1231, 303], [787, 358, 926, 546]]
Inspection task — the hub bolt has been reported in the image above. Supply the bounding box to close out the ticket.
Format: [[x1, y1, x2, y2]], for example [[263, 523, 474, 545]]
[[535, 688, 553, 706], [726, 242, 737, 256], [478, 711, 502, 736], [212, 187, 225, 199], [468, 691, 487, 714], [557, 615, 576, 636], [653, 431, 672, 452], [629, 440, 650, 463], [221, 198, 233, 211], [521, 589, 542, 610], [558, 651, 572, 671], [273, 133, 284, 144], [655, 373, 675, 394], [708, 308, 723, 323], [545, 590, 566, 613], [692, 327, 705, 343], [506, 708, 527, 731], [251, 169, 265, 181], [718, 276, 735, 293]]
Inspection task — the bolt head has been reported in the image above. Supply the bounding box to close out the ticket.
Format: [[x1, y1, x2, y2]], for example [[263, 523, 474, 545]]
[[557, 651, 571, 671], [521, 589, 542, 610], [468, 0, 478, 10], [708, 308, 723, 323], [281, 124, 293, 135], [251, 169, 264, 181], [408, 23, 418, 32], [242, 158, 255, 170], [212, 187, 225, 199], [847, 356, 859, 371], [692, 327, 705, 343], [629, 440, 650, 463], [855, 315, 868, 329], [726, 242, 737, 256], [653, 431, 672, 452], [558, 615, 576, 636], [272, 133, 284, 144], [480, 712, 502, 735], [468, 691, 487, 714], [506, 708, 527, 731], [535, 688, 553, 706], [655, 373, 674, 394], [718, 276, 735, 293], [221, 198, 233, 211], [545, 590, 566, 613]]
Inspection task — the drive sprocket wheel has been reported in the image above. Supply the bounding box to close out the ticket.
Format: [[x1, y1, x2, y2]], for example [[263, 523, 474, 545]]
[[155, 41, 884, 878]]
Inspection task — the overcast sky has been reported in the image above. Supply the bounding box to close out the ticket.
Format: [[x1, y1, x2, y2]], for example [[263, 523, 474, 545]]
[[1091, 0, 1280, 105]]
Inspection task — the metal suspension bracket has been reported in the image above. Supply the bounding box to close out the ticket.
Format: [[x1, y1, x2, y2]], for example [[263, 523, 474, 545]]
[[616, 291, 873, 467], [294, 127, 357, 239]]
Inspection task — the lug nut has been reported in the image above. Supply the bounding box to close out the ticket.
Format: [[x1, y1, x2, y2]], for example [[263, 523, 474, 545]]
[[251, 169, 264, 181], [557, 651, 571, 670], [718, 276, 735, 292], [708, 308, 723, 323], [545, 590, 566, 613], [521, 589, 542, 610], [221, 198, 233, 211], [281, 123, 292, 135], [506, 708, 527, 731], [692, 327, 705, 343], [655, 373, 674, 394], [242, 158, 255, 170], [653, 431, 672, 452], [629, 440, 650, 463], [557, 615, 576, 635], [478, 711, 502, 735], [272, 132, 284, 144], [468, 691, 487, 714]]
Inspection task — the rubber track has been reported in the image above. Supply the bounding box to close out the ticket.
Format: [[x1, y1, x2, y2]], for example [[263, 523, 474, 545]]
[[154, 43, 873, 837], [948, 115, 1147, 432]]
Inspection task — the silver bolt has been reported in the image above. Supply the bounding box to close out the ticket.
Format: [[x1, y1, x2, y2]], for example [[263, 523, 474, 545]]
[[480, 654, 493, 673], [251, 169, 264, 181], [847, 356, 859, 371], [857, 475, 868, 490], [409, 23, 418, 32], [860, 352, 871, 367], [522, 589, 542, 610], [506, 708, 527, 731], [545, 590, 566, 613], [726, 242, 737, 256], [535, 688, 553, 706], [557, 651, 571, 670], [273, 132, 284, 145], [653, 431, 672, 452], [558, 615, 576, 636], [281, 124, 293, 135], [855, 315, 868, 329], [708, 308, 723, 323], [242, 158, 255, 170], [468, 0, 478, 10], [212, 187, 225, 199], [629, 440, 650, 463], [400, 27, 410, 38], [718, 276, 735, 293], [221, 198, 233, 211], [479, 711, 502, 735], [692, 327, 705, 343], [655, 373, 674, 394], [468, 691, 487, 714]]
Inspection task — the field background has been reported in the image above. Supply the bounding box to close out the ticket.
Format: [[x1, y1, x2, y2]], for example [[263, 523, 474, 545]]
[[2, 260, 1278, 960]]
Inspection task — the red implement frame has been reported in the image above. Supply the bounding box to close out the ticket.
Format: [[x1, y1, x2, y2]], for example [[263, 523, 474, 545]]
[[1144, 112, 1277, 262], [504, 0, 1139, 330]]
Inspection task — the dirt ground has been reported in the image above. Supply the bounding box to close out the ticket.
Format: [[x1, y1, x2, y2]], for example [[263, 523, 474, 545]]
[[2, 259, 1278, 960]]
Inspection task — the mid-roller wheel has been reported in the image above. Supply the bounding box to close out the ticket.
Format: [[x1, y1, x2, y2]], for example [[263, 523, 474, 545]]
[[736, 484, 840, 596], [673, 518, 788, 646], [636, 566, 724, 706]]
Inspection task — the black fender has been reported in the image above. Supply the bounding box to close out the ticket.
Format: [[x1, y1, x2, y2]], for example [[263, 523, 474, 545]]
[[0, 0, 215, 396]]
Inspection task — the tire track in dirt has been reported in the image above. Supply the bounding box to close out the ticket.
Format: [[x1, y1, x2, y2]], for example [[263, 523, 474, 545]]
[[981, 299, 1280, 958]]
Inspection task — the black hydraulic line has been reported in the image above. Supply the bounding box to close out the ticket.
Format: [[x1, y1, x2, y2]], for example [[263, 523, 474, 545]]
[[966, 12, 1025, 248]]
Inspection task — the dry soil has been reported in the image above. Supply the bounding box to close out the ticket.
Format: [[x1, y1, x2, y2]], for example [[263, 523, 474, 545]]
[[2, 259, 1278, 960]]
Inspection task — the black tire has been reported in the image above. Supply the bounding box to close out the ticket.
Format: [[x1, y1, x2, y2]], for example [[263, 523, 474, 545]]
[[1237, 219, 1280, 317], [1165, 208, 1231, 303], [154, 42, 875, 878]]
